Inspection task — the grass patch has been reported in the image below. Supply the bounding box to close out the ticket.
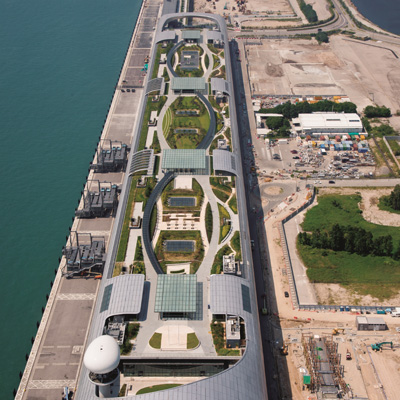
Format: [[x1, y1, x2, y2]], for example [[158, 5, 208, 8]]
[[150, 205, 157, 240], [131, 261, 145, 275], [151, 131, 161, 154], [210, 321, 240, 356], [378, 196, 400, 215], [149, 332, 162, 349], [230, 231, 241, 261], [212, 54, 220, 69], [205, 54, 209, 69], [299, 194, 400, 299], [163, 96, 210, 149], [121, 323, 140, 355], [298, 243, 400, 300], [134, 237, 143, 261], [187, 333, 199, 349], [136, 384, 181, 395], [211, 244, 231, 274], [161, 178, 204, 212], [210, 177, 232, 203], [119, 384, 127, 397], [210, 134, 225, 152], [228, 194, 237, 214], [138, 96, 167, 151], [205, 202, 213, 243], [208, 95, 222, 111], [134, 177, 157, 208], [155, 230, 204, 273], [113, 262, 124, 277], [302, 194, 400, 242], [207, 43, 220, 55], [218, 203, 231, 243], [116, 179, 136, 262]]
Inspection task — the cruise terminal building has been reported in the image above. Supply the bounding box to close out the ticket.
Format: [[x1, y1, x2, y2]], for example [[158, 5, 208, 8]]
[[74, 10, 267, 400]]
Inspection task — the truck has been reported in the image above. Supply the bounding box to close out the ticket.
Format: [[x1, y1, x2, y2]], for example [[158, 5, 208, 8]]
[[392, 307, 400, 317], [278, 138, 289, 144]]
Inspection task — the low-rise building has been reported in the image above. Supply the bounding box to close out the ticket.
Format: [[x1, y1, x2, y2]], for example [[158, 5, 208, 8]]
[[356, 316, 387, 331], [293, 113, 363, 136]]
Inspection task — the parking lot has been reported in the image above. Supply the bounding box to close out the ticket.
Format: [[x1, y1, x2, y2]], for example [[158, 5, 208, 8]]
[[249, 136, 376, 182]]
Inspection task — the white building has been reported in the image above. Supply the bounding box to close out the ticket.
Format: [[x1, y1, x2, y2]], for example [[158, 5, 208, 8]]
[[293, 113, 363, 136]]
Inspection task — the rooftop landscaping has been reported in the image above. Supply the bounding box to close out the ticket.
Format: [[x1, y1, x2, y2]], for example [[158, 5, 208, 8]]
[[162, 96, 210, 149]]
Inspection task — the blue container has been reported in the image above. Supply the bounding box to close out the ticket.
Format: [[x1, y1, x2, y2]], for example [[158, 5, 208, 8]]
[[339, 306, 344, 312], [345, 306, 350, 312]]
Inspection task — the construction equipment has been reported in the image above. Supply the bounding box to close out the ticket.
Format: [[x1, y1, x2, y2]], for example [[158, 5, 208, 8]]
[[280, 340, 288, 356], [346, 349, 351, 360], [371, 342, 393, 351], [332, 328, 345, 335]]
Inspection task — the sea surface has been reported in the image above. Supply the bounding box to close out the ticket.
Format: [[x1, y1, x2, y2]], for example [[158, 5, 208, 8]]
[[0, 0, 142, 397], [351, 0, 400, 35]]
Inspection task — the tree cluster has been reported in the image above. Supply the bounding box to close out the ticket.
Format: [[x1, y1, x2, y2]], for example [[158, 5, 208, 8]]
[[259, 100, 357, 119], [382, 185, 400, 211], [316, 31, 329, 43], [298, 223, 400, 259], [364, 105, 391, 118], [299, 0, 318, 23], [265, 116, 290, 130]]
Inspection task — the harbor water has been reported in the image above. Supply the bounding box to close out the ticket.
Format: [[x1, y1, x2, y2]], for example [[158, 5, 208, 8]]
[[350, 0, 400, 35], [0, 0, 142, 397]]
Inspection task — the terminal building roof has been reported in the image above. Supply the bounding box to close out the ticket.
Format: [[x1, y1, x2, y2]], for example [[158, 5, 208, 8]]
[[210, 78, 230, 95], [212, 149, 238, 175], [99, 274, 145, 316], [162, 149, 206, 170], [154, 274, 197, 313], [210, 274, 252, 316], [182, 30, 201, 40], [171, 77, 206, 91]]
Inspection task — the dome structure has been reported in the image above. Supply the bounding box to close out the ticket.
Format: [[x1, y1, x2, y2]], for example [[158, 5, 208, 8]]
[[83, 335, 120, 374]]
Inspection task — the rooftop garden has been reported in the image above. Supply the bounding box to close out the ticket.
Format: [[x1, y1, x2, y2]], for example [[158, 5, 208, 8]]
[[162, 96, 210, 149]]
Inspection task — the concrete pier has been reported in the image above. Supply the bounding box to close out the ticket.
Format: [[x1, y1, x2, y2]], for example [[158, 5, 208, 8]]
[[15, 0, 163, 398]]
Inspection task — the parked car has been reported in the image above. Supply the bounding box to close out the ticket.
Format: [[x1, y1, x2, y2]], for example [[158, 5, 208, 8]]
[[290, 150, 298, 154], [293, 156, 300, 159], [329, 180, 335, 184], [284, 291, 289, 298]]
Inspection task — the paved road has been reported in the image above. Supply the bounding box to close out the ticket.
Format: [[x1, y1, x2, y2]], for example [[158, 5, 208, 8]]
[[230, 40, 283, 400], [228, 0, 400, 47]]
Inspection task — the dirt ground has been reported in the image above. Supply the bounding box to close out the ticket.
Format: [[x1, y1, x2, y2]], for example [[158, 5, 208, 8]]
[[245, 36, 400, 112], [304, 0, 331, 21], [241, 19, 301, 29], [194, 0, 293, 17], [262, 191, 400, 398]]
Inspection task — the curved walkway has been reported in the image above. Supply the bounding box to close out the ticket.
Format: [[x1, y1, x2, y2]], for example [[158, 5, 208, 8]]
[[142, 171, 174, 274], [167, 40, 184, 78]]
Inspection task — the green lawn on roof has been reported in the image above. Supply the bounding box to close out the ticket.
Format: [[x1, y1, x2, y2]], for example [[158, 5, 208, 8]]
[[136, 384, 182, 395]]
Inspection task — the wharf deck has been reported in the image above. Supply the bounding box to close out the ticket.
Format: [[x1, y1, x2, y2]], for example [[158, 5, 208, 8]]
[[16, 1, 163, 399]]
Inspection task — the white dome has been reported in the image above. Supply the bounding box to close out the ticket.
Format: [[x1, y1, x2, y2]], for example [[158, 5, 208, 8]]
[[84, 335, 120, 374]]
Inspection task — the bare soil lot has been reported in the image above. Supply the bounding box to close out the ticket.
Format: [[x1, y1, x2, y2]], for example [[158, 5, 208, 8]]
[[304, 0, 331, 21], [246, 36, 400, 112], [194, 0, 293, 17]]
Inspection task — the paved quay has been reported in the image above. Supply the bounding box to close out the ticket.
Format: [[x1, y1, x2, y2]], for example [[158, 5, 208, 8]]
[[16, 0, 162, 398]]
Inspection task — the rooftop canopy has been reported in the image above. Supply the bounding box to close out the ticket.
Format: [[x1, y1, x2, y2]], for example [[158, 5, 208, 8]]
[[171, 77, 206, 91], [155, 274, 197, 313], [182, 30, 201, 40], [162, 149, 206, 170]]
